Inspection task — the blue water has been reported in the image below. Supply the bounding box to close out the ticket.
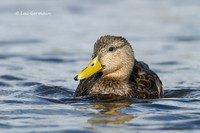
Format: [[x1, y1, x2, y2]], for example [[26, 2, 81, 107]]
[[1, 0, 200, 132]]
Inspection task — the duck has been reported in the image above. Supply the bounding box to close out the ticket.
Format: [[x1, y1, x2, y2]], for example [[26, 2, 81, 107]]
[[74, 35, 164, 99]]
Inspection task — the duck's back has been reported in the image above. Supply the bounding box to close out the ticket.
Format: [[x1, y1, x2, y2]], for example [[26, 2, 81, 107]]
[[129, 60, 164, 99]]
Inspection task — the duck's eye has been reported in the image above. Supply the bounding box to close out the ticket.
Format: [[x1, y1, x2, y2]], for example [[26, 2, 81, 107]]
[[109, 47, 114, 51]]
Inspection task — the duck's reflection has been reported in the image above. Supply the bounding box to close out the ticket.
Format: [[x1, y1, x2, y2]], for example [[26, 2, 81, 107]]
[[87, 96, 135, 125]]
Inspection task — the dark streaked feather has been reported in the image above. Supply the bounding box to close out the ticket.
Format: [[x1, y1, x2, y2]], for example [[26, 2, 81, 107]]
[[129, 60, 163, 98]]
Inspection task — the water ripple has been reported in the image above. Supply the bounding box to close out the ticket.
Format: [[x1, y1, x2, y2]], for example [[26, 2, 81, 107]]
[[0, 39, 42, 45], [26, 57, 66, 63], [155, 61, 179, 65], [0, 81, 11, 87], [17, 82, 42, 87], [34, 85, 74, 98], [0, 75, 25, 81]]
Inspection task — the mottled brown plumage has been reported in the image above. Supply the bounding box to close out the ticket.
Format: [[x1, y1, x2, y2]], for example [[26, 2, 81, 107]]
[[74, 35, 164, 99]]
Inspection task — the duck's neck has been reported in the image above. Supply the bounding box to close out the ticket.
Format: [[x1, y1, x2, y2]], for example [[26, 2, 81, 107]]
[[103, 59, 135, 82]]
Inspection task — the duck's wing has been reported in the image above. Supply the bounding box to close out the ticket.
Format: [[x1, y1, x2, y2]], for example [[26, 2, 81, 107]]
[[129, 60, 164, 99]]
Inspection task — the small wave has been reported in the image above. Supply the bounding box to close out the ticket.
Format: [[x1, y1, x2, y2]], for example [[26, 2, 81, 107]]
[[0, 90, 16, 96], [0, 123, 10, 128], [161, 119, 200, 130], [0, 81, 11, 87], [34, 85, 74, 98], [0, 75, 25, 81], [0, 39, 42, 45], [155, 61, 179, 65], [171, 36, 200, 42], [27, 57, 66, 63], [165, 88, 200, 98], [17, 82, 42, 87]]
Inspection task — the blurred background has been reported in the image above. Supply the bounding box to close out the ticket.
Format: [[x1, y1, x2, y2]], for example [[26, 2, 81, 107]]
[[1, 0, 200, 132]]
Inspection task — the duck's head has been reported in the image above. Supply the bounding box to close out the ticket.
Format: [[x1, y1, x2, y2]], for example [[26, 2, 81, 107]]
[[74, 35, 135, 81]]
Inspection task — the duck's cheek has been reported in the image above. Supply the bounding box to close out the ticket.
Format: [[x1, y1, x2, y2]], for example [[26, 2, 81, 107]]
[[100, 56, 112, 71], [101, 60, 121, 74], [101, 53, 122, 73]]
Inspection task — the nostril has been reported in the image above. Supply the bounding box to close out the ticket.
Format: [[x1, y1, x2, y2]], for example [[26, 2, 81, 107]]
[[91, 63, 94, 66]]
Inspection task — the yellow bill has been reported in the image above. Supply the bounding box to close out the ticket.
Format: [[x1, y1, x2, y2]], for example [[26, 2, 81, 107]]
[[74, 56, 103, 81]]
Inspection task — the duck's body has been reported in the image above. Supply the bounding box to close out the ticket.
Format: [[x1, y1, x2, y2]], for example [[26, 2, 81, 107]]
[[74, 35, 164, 99]]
